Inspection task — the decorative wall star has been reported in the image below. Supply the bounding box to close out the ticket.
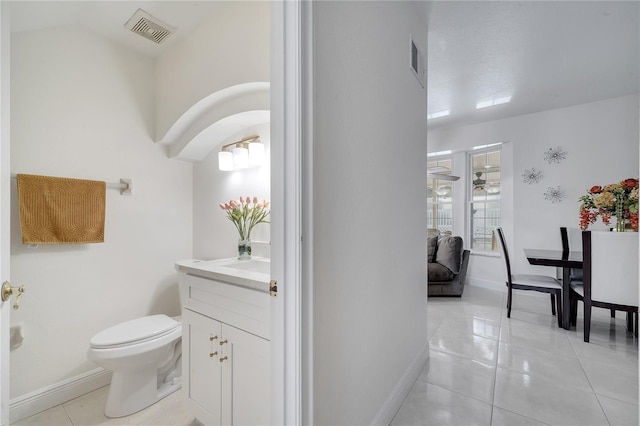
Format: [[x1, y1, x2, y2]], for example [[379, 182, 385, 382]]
[[522, 168, 543, 184], [544, 186, 566, 203], [544, 146, 567, 164]]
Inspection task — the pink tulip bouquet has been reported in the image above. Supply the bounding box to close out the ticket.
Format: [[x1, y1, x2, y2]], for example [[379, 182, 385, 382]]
[[219, 196, 270, 241]]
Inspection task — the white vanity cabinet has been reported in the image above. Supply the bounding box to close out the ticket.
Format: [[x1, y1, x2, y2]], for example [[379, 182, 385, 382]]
[[178, 264, 271, 426]]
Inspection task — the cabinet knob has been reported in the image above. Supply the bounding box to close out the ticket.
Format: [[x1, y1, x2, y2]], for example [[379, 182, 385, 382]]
[[219, 356, 228, 363], [209, 351, 218, 358], [219, 339, 228, 346], [209, 335, 218, 341]]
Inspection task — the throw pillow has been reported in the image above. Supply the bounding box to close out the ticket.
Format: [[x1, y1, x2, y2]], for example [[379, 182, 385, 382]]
[[435, 236, 463, 274], [427, 235, 439, 263], [428, 262, 455, 282]]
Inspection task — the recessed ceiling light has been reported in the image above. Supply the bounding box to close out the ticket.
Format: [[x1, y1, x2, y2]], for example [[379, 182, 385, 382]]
[[476, 96, 512, 110], [473, 142, 502, 150], [427, 110, 450, 120], [427, 150, 453, 157]]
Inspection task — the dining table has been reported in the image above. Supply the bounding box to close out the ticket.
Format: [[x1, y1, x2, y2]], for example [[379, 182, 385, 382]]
[[524, 248, 583, 330]]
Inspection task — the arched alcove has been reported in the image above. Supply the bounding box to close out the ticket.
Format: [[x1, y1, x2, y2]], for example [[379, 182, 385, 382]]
[[158, 82, 270, 161]]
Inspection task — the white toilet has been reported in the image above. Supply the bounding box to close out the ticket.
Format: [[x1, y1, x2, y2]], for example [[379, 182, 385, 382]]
[[87, 314, 182, 418]]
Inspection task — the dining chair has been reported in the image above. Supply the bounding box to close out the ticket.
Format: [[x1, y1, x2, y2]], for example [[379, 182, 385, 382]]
[[562, 226, 617, 322], [560, 226, 596, 322], [495, 227, 563, 327], [560, 226, 584, 280], [570, 231, 639, 342]]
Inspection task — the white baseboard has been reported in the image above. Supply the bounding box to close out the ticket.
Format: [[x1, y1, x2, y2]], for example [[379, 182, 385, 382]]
[[467, 279, 550, 299], [370, 340, 430, 426], [10, 368, 111, 423], [467, 277, 505, 293]]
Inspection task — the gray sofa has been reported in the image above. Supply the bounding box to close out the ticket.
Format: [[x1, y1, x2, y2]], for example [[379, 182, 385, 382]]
[[427, 234, 470, 297]]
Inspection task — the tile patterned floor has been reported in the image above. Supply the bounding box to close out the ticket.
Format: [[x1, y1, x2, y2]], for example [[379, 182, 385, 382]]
[[11, 285, 639, 425], [392, 285, 639, 426]]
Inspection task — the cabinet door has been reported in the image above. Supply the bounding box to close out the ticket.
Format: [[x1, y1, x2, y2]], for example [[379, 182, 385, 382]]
[[221, 324, 271, 425], [183, 309, 223, 426]]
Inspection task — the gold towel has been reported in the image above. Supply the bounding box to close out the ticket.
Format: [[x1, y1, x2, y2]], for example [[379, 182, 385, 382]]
[[17, 174, 106, 244]]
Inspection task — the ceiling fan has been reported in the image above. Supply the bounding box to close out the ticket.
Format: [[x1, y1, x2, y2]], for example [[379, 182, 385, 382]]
[[427, 166, 460, 181], [472, 171, 486, 187]]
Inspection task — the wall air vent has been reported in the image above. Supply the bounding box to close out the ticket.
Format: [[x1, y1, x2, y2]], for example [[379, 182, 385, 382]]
[[409, 34, 425, 88], [124, 9, 176, 44]]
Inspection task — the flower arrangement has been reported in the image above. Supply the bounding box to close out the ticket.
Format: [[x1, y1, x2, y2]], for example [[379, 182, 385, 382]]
[[219, 196, 270, 240], [579, 178, 639, 232]]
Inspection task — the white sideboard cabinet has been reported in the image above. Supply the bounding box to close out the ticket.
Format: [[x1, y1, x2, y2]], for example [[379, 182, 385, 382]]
[[177, 264, 271, 426]]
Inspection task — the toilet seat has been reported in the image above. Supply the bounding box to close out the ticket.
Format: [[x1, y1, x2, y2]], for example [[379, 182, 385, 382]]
[[90, 314, 180, 349]]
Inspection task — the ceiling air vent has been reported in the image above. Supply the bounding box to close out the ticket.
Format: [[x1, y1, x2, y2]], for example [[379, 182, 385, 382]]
[[124, 9, 175, 44]]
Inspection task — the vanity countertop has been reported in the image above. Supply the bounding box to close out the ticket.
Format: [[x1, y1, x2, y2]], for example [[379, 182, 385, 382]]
[[175, 257, 270, 292]]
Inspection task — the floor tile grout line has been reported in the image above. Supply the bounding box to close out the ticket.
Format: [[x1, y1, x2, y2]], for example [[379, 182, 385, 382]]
[[491, 405, 554, 426], [429, 345, 498, 368], [498, 315, 626, 397], [489, 290, 508, 425], [60, 403, 75, 426], [424, 381, 494, 410], [425, 291, 505, 424], [566, 327, 629, 426], [492, 291, 571, 426], [592, 393, 615, 426]]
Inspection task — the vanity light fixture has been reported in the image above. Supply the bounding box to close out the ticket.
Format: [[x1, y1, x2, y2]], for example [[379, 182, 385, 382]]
[[232, 145, 249, 169], [218, 135, 264, 171], [248, 139, 265, 166]]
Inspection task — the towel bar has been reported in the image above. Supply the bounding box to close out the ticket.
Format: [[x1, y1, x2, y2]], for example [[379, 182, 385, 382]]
[[107, 179, 133, 196], [11, 175, 132, 196]]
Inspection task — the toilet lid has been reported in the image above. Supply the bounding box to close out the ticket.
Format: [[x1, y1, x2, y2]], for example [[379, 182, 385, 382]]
[[90, 314, 179, 349]]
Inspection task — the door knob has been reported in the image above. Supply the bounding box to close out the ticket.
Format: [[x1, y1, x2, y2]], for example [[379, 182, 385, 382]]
[[2, 281, 25, 309]]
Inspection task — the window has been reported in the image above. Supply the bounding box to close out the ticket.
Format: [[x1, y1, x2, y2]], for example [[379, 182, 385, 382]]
[[469, 149, 501, 251], [427, 157, 453, 235]]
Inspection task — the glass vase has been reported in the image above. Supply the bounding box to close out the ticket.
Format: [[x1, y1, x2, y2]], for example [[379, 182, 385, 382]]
[[615, 196, 626, 232], [238, 238, 252, 260]]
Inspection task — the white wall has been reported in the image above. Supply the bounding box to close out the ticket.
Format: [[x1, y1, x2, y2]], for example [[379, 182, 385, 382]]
[[155, 1, 270, 141], [429, 94, 639, 288], [10, 25, 192, 397], [312, 2, 429, 424], [155, 2, 270, 260]]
